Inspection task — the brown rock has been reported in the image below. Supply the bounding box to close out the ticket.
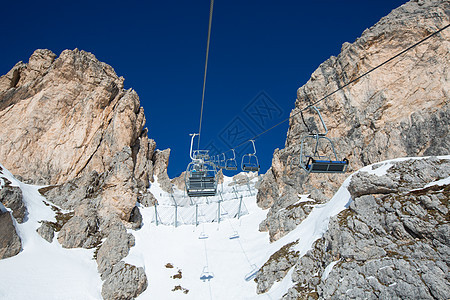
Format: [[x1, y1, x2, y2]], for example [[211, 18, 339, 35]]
[[0, 49, 169, 224]]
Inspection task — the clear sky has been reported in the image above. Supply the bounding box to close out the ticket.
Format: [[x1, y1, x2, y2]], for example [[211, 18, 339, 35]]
[[1, 0, 407, 178]]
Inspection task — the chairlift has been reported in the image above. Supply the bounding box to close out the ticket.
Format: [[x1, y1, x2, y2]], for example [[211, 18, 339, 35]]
[[225, 149, 238, 171], [200, 266, 214, 281], [229, 231, 239, 239], [241, 140, 260, 172], [299, 106, 349, 174], [198, 232, 209, 239], [244, 264, 259, 281], [185, 134, 218, 197]]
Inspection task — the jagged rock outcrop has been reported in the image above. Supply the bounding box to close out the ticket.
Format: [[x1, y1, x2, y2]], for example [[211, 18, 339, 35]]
[[258, 0, 450, 241], [0, 49, 169, 298], [96, 219, 136, 280], [57, 200, 102, 248], [0, 48, 165, 223], [282, 157, 450, 300], [152, 149, 173, 193], [36, 221, 55, 243], [0, 186, 27, 223], [0, 204, 22, 259], [101, 261, 148, 300]]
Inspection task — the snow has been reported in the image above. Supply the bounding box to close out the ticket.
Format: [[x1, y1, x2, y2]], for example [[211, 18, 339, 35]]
[[1, 155, 449, 299], [126, 174, 270, 299], [0, 164, 102, 300], [322, 259, 341, 281], [123, 170, 355, 299], [424, 176, 450, 188]]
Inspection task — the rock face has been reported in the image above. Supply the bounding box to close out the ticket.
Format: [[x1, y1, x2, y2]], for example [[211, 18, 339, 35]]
[[258, 0, 450, 241], [282, 157, 450, 300], [0, 49, 170, 298], [152, 149, 173, 193], [0, 186, 27, 223], [36, 221, 55, 243], [0, 204, 22, 259], [101, 261, 148, 300], [0, 48, 167, 223]]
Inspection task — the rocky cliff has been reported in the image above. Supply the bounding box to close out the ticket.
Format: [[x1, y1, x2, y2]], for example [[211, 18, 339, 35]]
[[0, 49, 169, 299], [254, 0, 450, 297], [258, 0, 450, 242], [283, 157, 450, 299]]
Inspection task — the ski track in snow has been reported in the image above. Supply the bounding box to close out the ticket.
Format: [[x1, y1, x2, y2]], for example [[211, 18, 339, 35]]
[[1, 155, 449, 299]]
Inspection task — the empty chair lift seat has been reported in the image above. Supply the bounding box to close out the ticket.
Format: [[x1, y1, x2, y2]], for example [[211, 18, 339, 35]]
[[305, 157, 348, 173], [187, 171, 217, 197], [242, 164, 260, 172]]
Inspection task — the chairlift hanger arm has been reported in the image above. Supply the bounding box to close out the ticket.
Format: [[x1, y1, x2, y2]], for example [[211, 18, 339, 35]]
[[310, 106, 328, 135], [250, 140, 257, 155], [231, 149, 236, 159], [189, 133, 200, 160]]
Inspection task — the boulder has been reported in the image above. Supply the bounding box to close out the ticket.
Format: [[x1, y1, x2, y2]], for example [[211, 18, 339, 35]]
[[96, 220, 135, 279], [36, 221, 55, 243], [101, 261, 148, 300], [0, 208, 22, 259], [0, 186, 27, 223], [57, 202, 101, 249]]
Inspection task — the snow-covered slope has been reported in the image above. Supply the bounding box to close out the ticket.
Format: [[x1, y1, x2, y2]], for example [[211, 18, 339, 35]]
[[1, 156, 448, 299], [126, 171, 354, 299], [0, 164, 102, 300]]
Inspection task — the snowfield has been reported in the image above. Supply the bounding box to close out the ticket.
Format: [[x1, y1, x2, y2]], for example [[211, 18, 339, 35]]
[[0, 155, 449, 299], [0, 164, 102, 300]]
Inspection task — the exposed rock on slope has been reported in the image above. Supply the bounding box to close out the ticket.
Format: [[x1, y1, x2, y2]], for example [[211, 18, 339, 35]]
[[258, 0, 450, 242], [0, 204, 22, 259], [0, 186, 27, 223], [0, 49, 170, 298], [283, 157, 450, 300]]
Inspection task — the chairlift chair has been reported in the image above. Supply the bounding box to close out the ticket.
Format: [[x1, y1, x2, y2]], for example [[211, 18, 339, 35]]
[[241, 140, 260, 172], [200, 266, 214, 281], [229, 231, 239, 239], [244, 264, 259, 281], [225, 149, 238, 171], [198, 232, 209, 239], [185, 134, 218, 197], [299, 106, 349, 174]]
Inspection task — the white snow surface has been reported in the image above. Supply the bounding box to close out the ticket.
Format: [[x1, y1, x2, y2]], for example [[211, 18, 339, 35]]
[[424, 176, 450, 188], [1, 155, 449, 299], [322, 259, 341, 280], [0, 163, 102, 300]]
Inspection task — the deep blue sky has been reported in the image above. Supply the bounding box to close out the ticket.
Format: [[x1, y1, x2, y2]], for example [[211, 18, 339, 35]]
[[1, 0, 407, 178]]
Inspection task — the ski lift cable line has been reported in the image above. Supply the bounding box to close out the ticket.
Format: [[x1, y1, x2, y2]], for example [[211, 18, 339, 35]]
[[217, 23, 450, 156], [198, 0, 215, 150]]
